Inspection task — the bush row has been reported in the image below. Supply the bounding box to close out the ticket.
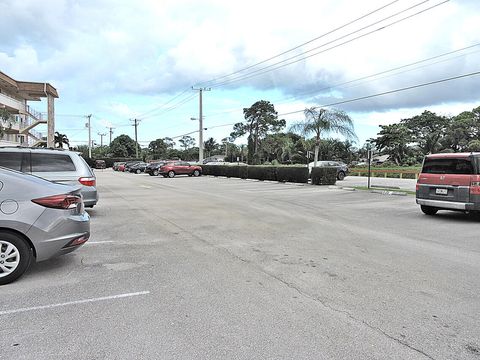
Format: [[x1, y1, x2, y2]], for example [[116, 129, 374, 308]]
[[311, 167, 337, 185], [201, 165, 311, 184]]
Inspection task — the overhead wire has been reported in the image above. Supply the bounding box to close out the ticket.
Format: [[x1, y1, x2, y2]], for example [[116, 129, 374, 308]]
[[196, 0, 401, 87], [208, 0, 449, 88], [203, 42, 479, 119]]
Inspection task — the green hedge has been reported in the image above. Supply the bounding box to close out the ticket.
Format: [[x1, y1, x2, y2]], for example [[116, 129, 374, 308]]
[[201, 165, 248, 178], [247, 166, 277, 181], [202, 165, 308, 183], [277, 166, 309, 183], [311, 167, 337, 185]]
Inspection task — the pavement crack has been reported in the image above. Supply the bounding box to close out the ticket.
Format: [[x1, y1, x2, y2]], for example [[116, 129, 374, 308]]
[[135, 203, 437, 360]]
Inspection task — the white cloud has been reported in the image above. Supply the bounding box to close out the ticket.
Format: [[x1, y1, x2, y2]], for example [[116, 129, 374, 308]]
[[1, 0, 479, 144]]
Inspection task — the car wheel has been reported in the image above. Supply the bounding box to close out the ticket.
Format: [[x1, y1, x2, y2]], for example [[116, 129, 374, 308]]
[[153, 170, 159, 176], [168, 171, 175, 178], [337, 171, 345, 181], [0, 231, 33, 286], [136, 169, 141, 174], [420, 205, 438, 216], [193, 170, 201, 177]]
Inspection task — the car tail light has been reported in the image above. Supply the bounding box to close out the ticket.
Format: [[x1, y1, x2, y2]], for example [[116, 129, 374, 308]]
[[416, 183, 420, 191], [79, 177, 96, 186], [470, 181, 480, 195], [32, 194, 82, 209], [63, 233, 90, 248]]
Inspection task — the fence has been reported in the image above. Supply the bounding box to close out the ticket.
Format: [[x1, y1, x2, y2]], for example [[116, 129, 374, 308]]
[[349, 168, 421, 179]]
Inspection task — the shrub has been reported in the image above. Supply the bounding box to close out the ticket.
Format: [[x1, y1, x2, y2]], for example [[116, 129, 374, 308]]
[[276, 166, 309, 183], [247, 166, 277, 181], [311, 167, 337, 185]]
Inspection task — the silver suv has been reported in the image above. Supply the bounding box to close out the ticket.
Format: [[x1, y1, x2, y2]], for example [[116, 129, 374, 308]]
[[0, 147, 98, 207]]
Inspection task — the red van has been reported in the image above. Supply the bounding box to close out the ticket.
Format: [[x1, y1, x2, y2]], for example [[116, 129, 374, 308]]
[[416, 152, 480, 215]]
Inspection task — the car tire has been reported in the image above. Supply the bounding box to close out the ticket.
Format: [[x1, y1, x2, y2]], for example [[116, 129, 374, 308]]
[[421, 205, 438, 216], [153, 170, 159, 176], [136, 169, 141, 174], [168, 171, 175, 178], [337, 171, 345, 181], [0, 231, 33, 286], [193, 170, 201, 177]]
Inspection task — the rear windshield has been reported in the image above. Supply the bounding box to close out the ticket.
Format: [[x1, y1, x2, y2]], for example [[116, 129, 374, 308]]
[[422, 157, 477, 175], [31, 153, 76, 172], [0, 152, 24, 171]]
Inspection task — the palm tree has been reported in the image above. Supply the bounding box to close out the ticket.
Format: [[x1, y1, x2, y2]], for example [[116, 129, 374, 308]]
[[203, 137, 218, 157], [54, 132, 70, 149], [290, 107, 357, 167]]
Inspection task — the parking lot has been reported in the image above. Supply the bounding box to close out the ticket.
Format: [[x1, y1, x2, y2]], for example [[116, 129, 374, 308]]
[[2, 169, 479, 360]]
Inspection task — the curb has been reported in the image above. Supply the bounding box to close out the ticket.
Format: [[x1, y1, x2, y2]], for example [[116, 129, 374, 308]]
[[370, 189, 408, 196]]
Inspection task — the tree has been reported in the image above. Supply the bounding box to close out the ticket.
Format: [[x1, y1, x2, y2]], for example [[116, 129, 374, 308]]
[[148, 138, 172, 159], [230, 100, 285, 164], [54, 132, 70, 149], [0, 108, 13, 138], [442, 107, 480, 152], [290, 107, 357, 167], [110, 134, 138, 157], [371, 123, 412, 165], [203, 137, 218, 157], [178, 136, 195, 151], [402, 110, 449, 155]]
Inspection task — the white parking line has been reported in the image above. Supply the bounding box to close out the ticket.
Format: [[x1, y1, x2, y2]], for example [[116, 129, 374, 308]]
[[0, 291, 150, 316]]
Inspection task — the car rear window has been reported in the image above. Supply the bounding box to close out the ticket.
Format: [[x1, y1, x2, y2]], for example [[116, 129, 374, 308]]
[[0, 152, 24, 171], [31, 153, 76, 172], [422, 157, 476, 175]]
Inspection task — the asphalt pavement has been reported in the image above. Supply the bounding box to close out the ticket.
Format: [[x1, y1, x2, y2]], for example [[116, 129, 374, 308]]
[[1, 169, 479, 360]]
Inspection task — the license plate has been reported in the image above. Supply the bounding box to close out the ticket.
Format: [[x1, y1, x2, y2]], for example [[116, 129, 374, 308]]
[[435, 188, 448, 195]]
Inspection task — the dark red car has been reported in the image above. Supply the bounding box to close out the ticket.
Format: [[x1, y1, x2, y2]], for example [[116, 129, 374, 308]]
[[159, 161, 202, 178]]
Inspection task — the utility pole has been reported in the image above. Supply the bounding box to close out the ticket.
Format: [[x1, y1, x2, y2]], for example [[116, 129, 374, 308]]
[[98, 132, 106, 147], [85, 114, 92, 158], [108, 127, 114, 145], [130, 118, 140, 158], [192, 87, 210, 163]]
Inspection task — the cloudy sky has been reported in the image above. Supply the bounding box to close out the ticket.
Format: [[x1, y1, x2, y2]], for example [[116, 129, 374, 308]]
[[1, 0, 479, 148]]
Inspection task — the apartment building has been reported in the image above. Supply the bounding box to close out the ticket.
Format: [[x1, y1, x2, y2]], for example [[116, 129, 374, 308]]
[[0, 71, 58, 147]]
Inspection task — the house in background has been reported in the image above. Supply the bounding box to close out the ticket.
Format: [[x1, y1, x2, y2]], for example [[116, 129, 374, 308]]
[[0, 71, 58, 147]]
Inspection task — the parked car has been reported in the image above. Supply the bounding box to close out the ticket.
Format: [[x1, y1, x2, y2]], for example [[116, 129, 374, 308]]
[[145, 161, 166, 176], [95, 159, 106, 169], [123, 161, 141, 172], [0, 167, 90, 285], [416, 152, 480, 216], [159, 161, 202, 178], [113, 162, 126, 171], [0, 147, 98, 208], [129, 162, 148, 174], [308, 161, 349, 180]]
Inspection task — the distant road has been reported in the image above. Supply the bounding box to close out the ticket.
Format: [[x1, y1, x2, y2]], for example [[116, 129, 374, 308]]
[[342, 175, 417, 191]]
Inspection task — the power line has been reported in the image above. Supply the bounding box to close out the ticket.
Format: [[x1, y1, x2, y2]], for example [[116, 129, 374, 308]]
[[196, 0, 401, 87], [209, 0, 449, 88], [277, 70, 480, 116], [139, 93, 198, 121], [204, 42, 479, 119], [134, 88, 192, 119]]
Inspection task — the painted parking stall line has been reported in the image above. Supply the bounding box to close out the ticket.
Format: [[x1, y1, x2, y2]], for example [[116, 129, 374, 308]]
[[0, 291, 150, 316]]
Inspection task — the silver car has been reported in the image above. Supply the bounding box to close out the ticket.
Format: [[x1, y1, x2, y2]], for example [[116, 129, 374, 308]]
[[308, 161, 349, 180], [0, 147, 98, 207], [0, 167, 90, 285]]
